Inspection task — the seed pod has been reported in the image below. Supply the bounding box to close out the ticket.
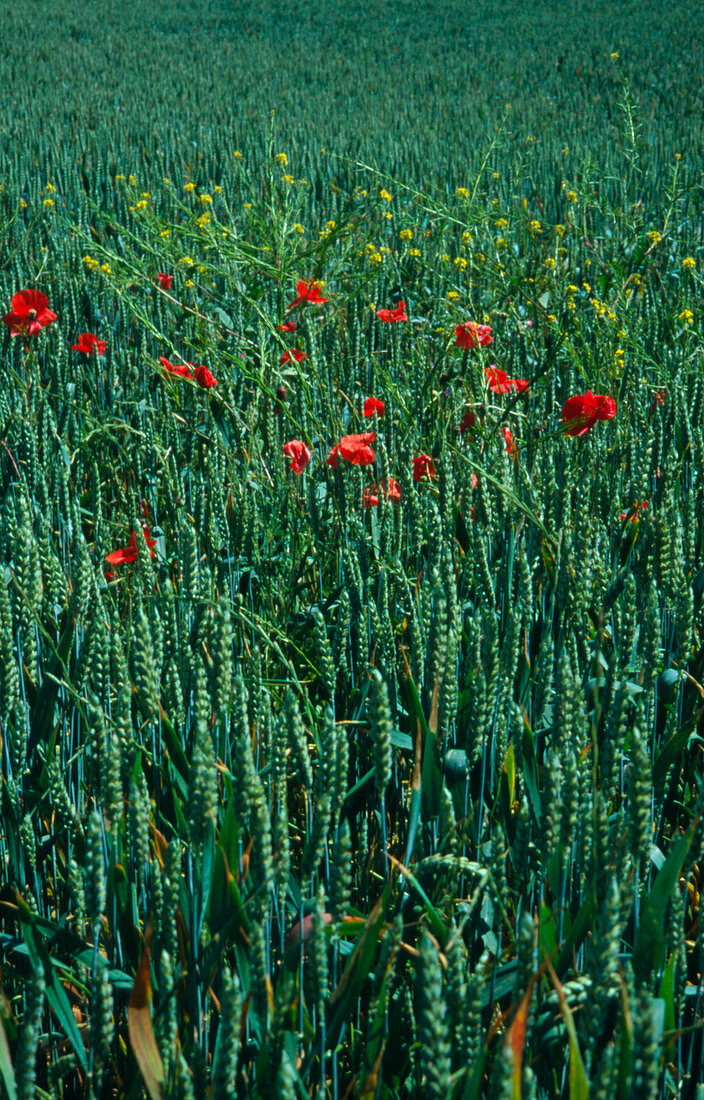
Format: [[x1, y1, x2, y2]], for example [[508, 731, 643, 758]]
[[85, 810, 106, 933], [419, 932, 452, 1099], [212, 967, 241, 1100], [369, 670, 392, 794]]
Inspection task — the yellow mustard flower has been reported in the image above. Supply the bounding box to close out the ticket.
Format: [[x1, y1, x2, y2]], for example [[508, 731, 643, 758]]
[[43, 198, 54, 208], [276, 152, 288, 165], [409, 248, 421, 257], [100, 263, 111, 274], [200, 193, 213, 204], [184, 182, 196, 193], [379, 189, 392, 202], [682, 257, 696, 270], [456, 187, 470, 199], [679, 310, 694, 325], [400, 228, 413, 240]]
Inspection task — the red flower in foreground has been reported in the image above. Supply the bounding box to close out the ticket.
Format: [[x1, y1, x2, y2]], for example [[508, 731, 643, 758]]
[[561, 391, 616, 436], [2, 288, 58, 338], [363, 397, 385, 418], [460, 408, 478, 433], [363, 477, 402, 508], [157, 273, 174, 289], [620, 500, 649, 523], [455, 321, 493, 349], [280, 349, 307, 364], [500, 426, 516, 456], [287, 279, 329, 310], [279, 320, 298, 333], [412, 454, 436, 482], [649, 388, 666, 415], [338, 432, 376, 466], [72, 332, 106, 356], [105, 525, 157, 567], [484, 366, 528, 394], [193, 364, 218, 388], [283, 439, 312, 474], [376, 301, 408, 323], [159, 355, 193, 379]]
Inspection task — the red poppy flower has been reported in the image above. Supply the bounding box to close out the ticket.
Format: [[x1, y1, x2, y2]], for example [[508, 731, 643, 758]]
[[283, 439, 312, 474], [376, 301, 408, 323], [363, 477, 402, 508], [193, 364, 218, 388], [159, 355, 193, 379], [279, 320, 298, 333], [500, 426, 516, 455], [2, 288, 58, 338], [71, 332, 107, 356], [326, 445, 340, 467], [157, 273, 173, 289], [649, 388, 666, 415], [105, 525, 157, 566], [460, 409, 478, 433], [363, 397, 385, 418], [620, 500, 649, 523], [484, 367, 529, 394], [455, 321, 493, 349], [561, 391, 616, 436], [412, 454, 436, 482], [338, 432, 376, 466], [279, 349, 307, 364], [287, 279, 329, 310]]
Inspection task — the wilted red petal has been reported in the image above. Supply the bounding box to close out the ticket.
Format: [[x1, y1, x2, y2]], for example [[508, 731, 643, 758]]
[[363, 397, 385, 417], [376, 300, 408, 323], [72, 332, 107, 356], [283, 439, 312, 474], [279, 349, 307, 364], [455, 321, 493, 349], [193, 364, 218, 388], [412, 454, 436, 482], [338, 432, 376, 465]]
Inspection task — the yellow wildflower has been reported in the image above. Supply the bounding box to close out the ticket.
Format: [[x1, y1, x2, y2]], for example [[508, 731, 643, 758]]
[[379, 189, 392, 202], [682, 257, 696, 270], [456, 187, 470, 199], [200, 193, 213, 204], [184, 182, 196, 193], [400, 228, 413, 240], [275, 152, 288, 165], [43, 198, 54, 208], [100, 263, 111, 275], [679, 309, 694, 325]]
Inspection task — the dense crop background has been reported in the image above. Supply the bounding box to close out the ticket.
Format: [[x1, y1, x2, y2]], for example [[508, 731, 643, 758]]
[[1, 1, 704, 1097]]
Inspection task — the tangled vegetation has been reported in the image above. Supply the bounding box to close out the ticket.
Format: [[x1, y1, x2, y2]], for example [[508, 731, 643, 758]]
[[1, 1, 704, 1097]]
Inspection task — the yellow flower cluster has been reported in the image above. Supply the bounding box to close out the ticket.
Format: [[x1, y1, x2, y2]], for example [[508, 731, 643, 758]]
[[184, 182, 196, 193], [379, 189, 392, 202], [409, 248, 421, 257], [293, 224, 305, 235], [100, 263, 111, 275], [544, 257, 556, 270], [43, 198, 54, 208], [456, 187, 470, 199], [45, 182, 56, 193], [529, 220, 542, 235], [83, 255, 98, 270], [276, 152, 288, 165], [682, 257, 696, 270], [400, 228, 413, 240], [679, 309, 694, 325], [647, 229, 662, 245], [200, 193, 213, 204], [494, 218, 508, 229]]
